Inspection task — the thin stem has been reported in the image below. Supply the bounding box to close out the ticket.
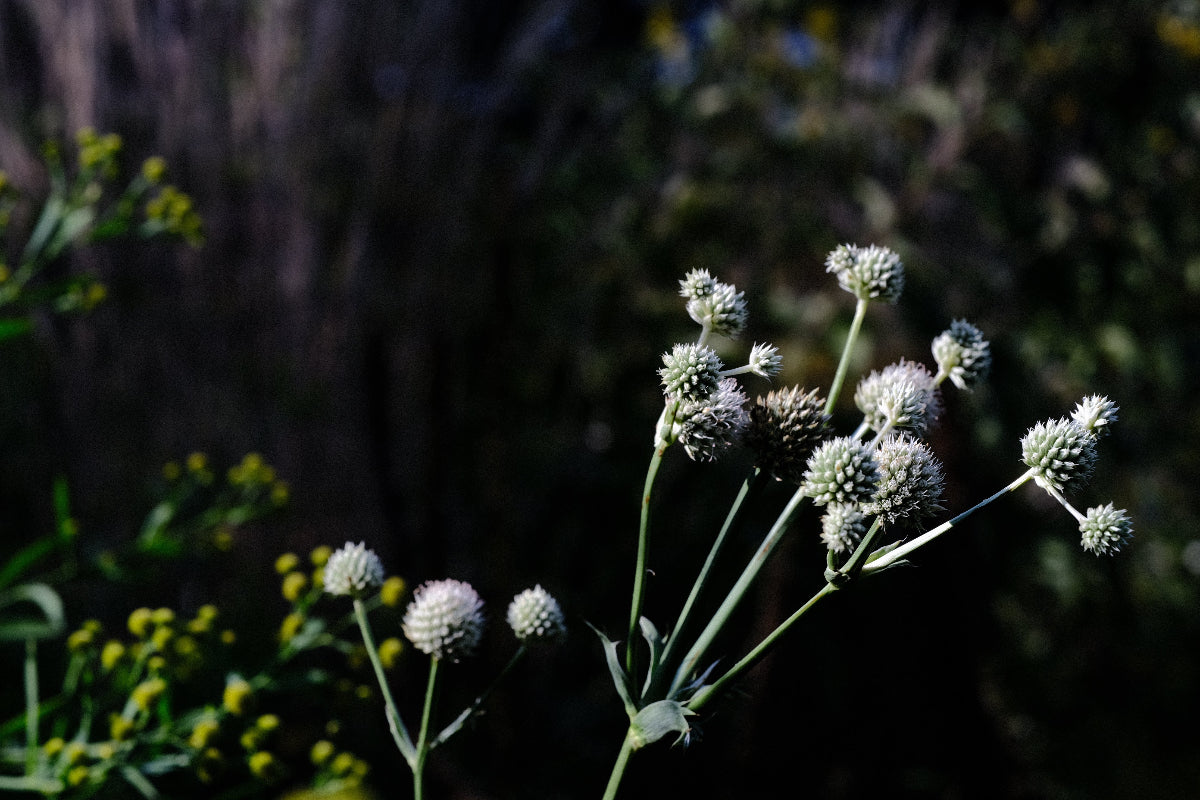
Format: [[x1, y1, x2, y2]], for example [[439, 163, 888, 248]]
[[649, 469, 765, 701], [689, 581, 837, 713], [1040, 482, 1086, 522], [668, 485, 809, 697], [863, 469, 1036, 574], [825, 298, 869, 414], [432, 645, 527, 748], [23, 639, 37, 775], [600, 728, 637, 800], [412, 658, 441, 800], [352, 597, 416, 764], [627, 437, 670, 676]]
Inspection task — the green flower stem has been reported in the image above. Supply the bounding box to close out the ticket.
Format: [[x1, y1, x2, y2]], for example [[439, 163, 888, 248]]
[[601, 727, 638, 800], [352, 597, 416, 764], [412, 657, 441, 800], [432, 645, 527, 748], [649, 469, 766, 701], [668, 484, 808, 698], [23, 638, 37, 775], [863, 469, 1036, 574], [1040, 482, 1086, 522], [627, 410, 674, 676], [688, 581, 837, 713], [827, 517, 884, 585], [825, 298, 869, 414]]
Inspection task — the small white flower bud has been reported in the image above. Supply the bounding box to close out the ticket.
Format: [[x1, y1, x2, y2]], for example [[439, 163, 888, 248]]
[[747, 343, 783, 378], [1071, 395, 1118, 438], [932, 320, 991, 391], [825, 243, 904, 303], [1021, 417, 1098, 492], [1079, 503, 1133, 556], [854, 360, 942, 436], [506, 586, 566, 644], [660, 343, 723, 401], [322, 542, 385, 597], [802, 436, 879, 506], [821, 503, 867, 554], [686, 281, 748, 338], [861, 434, 946, 525], [679, 268, 717, 300]]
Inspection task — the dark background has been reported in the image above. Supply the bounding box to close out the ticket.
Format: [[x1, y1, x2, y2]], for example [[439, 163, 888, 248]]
[[2, 1, 1198, 798]]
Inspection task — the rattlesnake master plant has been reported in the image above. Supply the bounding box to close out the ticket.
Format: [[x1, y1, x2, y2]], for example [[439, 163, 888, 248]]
[[320, 542, 564, 800], [599, 243, 1132, 800]]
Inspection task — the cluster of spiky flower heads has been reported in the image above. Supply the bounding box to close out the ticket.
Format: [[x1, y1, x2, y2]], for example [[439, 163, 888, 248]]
[[825, 243, 905, 303], [1021, 417, 1098, 492], [660, 343, 723, 401], [679, 268, 748, 338], [854, 360, 942, 436], [402, 579, 486, 662], [1080, 503, 1134, 556], [932, 320, 992, 391], [506, 585, 567, 644], [675, 378, 748, 462], [801, 437, 879, 506], [861, 435, 945, 525], [323, 542, 385, 597], [745, 386, 830, 484]]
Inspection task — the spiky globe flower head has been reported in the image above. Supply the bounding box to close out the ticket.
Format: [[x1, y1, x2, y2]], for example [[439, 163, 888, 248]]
[[821, 503, 867, 554], [825, 243, 905, 303], [1079, 503, 1134, 556], [861, 434, 946, 525], [1021, 417, 1098, 492], [1071, 395, 1118, 439], [675, 378, 748, 462], [660, 343, 723, 401], [506, 585, 567, 644], [747, 343, 783, 378], [322, 542, 385, 597], [402, 579, 485, 662], [745, 386, 830, 484], [932, 320, 991, 391], [802, 436, 880, 506], [678, 268, 718, 301], [854, 360, 942, 436]]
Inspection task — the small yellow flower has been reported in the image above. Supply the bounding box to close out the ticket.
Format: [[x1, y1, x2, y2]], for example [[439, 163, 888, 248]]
[[330, 751, 356, 777], [310, 739, 335, 766], [66, 765, 90, 787], [43, 737, 65, 758], [278, 612, 305, 644], [222, 677, 253, 716], [195, 747, 224, 783], [378, 637, 404, 669], [256, 714, 280, 732], [64, 741, 88, 765], [67, 628, 95, 653], [189, 718, 220, 750], [131, 677, 167, 711], [110, 714, 136, 741], [247, 750, 280, 780], [281, 571, 309, 603], [127, 608, 154, 638], [275, 552, 300, 575], [220, 629, 237, 645], [100, 640, 125, 671], [142, 156, 167, 184], [151, 607, 175, 625], [309, 545, 333, 567], [380, 576, 407, 607], [162, 460, 181, 480]]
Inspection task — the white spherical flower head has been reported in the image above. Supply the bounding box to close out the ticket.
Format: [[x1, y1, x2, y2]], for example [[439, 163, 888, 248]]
[[323, 541, 385, 597], [801, 436, 880, 506], [747, 343, 783, 378], [1080, 503, 1133, 556], [1021, 417, 1098, 492], [861, 434, 946, 525], [854, 360, 942, 435], [678, 268, 717, 300], [506, 585, 567, 644], [821, 503, 867, 554], [932, 320, 991, 391], [660, 343, 724, 401], [675, 378, 748, 462], [685, 279, 748, 338], [1071, 395, 1118, 438], [825, 243, 904, 303], [402, 579, 485, 662]]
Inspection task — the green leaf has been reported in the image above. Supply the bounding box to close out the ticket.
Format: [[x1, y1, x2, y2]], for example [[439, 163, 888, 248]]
[[628, 699, 695, 750], [588, 622, 637, 718], [0, 537, 59, 592], [638, 616, 665, 701], [0, 583, 66, 641], [0, 317, 32, 341]]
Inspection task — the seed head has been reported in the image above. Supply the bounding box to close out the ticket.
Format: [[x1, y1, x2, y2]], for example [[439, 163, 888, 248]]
[[825, 243, 904, 303], [660, 343, 723, 401], [402, 579, 485, 662], [675, 378, 748, 462], [854, 360, 942, 435], [1021, 417, 1097, 492], [821, 503, 867, 554], [745, 386, 830, 484], [506, 585, 567, 644], [932, 320, 991, 391], [861, 434, 946, 525], [323, 542, 385, 597], [802, 436, 880, 506], [1079, 503, 1133, 556], [1071, 395, 1118, 438]]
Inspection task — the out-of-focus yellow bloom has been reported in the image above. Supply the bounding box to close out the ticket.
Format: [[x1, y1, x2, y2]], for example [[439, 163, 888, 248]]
[[380, 575, 406, 607], [281, 571, 309, 602], [275, 552, 300, 574], [222, 677, 253, 716], [378, 637, 404, 669]]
